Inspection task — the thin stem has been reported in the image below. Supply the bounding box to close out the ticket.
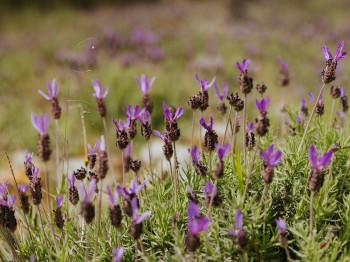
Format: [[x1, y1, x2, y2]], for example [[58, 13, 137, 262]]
[[310, 191, 315, 233], [173, 142, 178, 211], [222, 106, 232, 145], [191, 110, 196, 164], [122, 151, 125, 185], [134, 241, 138, 262], [117, 229, 121, 247], [298, 83, 326, 153], [93, 180, 103, 261], [262, 183, 268, 238], [243, 94, 247, 164], [329, 99, 336, 128], [339, 162, 350, 198], [103, 117, 116, 185], [55, 119, 60, 185], [85, 225, 91, 262], [200, 111, 203, 151], [79, 105, 88, 158], [242, 137, 260, 205], [207, 179, 218, 218], [147, 139, 153, 173], [37, 206, 52, 262], [284, 247, 292, 261], [243, 252, 248, 262]]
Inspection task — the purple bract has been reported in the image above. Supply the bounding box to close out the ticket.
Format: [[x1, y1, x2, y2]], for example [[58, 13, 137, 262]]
[[308, 144, 333, 172], [260, 144, 282, 168], [276, 217, 286, 234], [131, 197, 151, 224], [162, 102, 183, 123], [323, 41, 347, 61], [38, 79, 59, 100], [195, 74, 216, 92], [255, 97, 270, 115], [187, 201, 211, 235], [199, 116, 214, 131], [216, 143, 230, 161], [135, 74, 156, 95], [31, 113, 50, 135], [91, 80, 109, 99], [214, 84, 229, 101], [235, 59, 251, 74]]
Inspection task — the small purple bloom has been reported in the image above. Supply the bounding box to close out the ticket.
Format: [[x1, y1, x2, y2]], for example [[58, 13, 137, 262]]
[[91, 80, 109, 99], [191, 145, 201, 163], [67, 175, 76, 187], [255, 97, 270, 115], [124, 143, 133, 159], [214, 84, 229, 101], [112, 118, 130, 131], [323, 41, 347, 61], [38, 79, 59, 100], [195, 74, 216, 92], [296, 113, 303, 125], [202, 181, 217, 197], [135, 74, 156, 95], [276, 217, 286, 234], [153, 130, 170, 143], [162, 102, 183, 123], [112, 247, 124, 262], [107, 185, 119, 206], [247, 122, 254, 133], [2, 194, 16, 208], [131, 197, 151, 224], [139, 111, 151, 125], [124, 105, 145, 120], [88, 141, 98, 156], [235, 209, 243, 234], [79, 179, 96, 202], [31, 113, 49, 135], [187, 201, 211, 235], [24, 150, 33, 163], [260, 144, 282, 168], [18, 184, 29, 193], [308, 144, 333, 172], [301, 98, 307, 108], [235, 59, 251, 74], [56, 195, 63, 207], [199, 116, 214, 131], [276, 56, 288, 71], [216, 143, 230, 161]]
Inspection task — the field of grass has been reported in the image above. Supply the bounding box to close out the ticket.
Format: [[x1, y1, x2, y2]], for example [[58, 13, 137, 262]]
[[1, 0, 350, 261]]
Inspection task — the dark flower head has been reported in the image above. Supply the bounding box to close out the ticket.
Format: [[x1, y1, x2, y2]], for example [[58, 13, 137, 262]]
[[1, 194, 16, 208], [18, 184, 28, 194], [163, 102, 183, 123], [191, 145, 202, 163], [276, 217, 286, 234], [67, 174, 76, 188], [187, 201, 211, 235], [216, 143, 230, 161], [112, 118, 130, 132], [124, 105, 145, 120], [79, 178, 96, 202], [276, 56, 288, 71], [135, 74, 156, 95], [214, 84, 229, 101], [235, 59, 251, 74], [195, 73, 216, 92], [260, 144, 282, 168], [91, 80, 109, 99], [199, 116, 214, 131], [308, 144, 333, 172], [31, 113, 49, 135], [56, 195, 63, 208], [202, 181, 217, 197], [24, 150, 33, 164], [38, 79, 59, 100], [139, 110, 151, 125], [153, 130, 170, 143], [131, 197, 151, 224], [255, 97, 270, 115], [323, 41, 347, 62], [107, 185, 119, 206], [112, 247, 124, 262]]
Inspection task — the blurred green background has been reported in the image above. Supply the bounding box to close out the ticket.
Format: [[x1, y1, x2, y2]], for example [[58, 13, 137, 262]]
[[0, 0, 349, 164]]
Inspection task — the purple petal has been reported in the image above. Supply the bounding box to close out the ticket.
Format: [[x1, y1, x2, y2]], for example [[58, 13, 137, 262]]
[[153, 130, 166, 142], [56, 195, 63, 207], [87, 179, 96, 202], [112, 247, 124, 262], [191, 146, 201, 163], [323, 46, 332, 60], [308, 92, 316, 104], [235, 209, 243, 232], [24, 150, 33, 163], [301, 98, 306, 107], [276, 217, 286, 234], [189, 215, 211, 235], [340, 88, 345, 97], [203, 180, 217, 196], [308, 144, 318, 170], [195, 73, 201, 86], [214, 84, 221, 99], [38, 89, 51, 100], [208, 76, 216, 89], [235, 62, 245, 74], [131, 197, 139, 221], [135, 178, 149, 194], [188, 201, 201, 218], [242, 59, 251, 71], [91, 80, 102, 98], [335, 41, 345, 61], [216, 143, 230, 160], [318, 150, 333, 170], [247, 122, 254, 133], [162, 101, 171, 121], [97, 135, 105, 152], [228, 229, 235, 236], [107, 185, 116, 205], [173, 106, 184, 121], [51, 79, 59, 97], [18, 184, 28, 193], [222, 85, 229, 99], [269, 150, 282, 167], [136, 210, 151, 224]]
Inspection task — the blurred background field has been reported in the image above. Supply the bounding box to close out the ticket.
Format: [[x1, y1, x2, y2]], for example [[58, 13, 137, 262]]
[[0, 0, 350, 172]]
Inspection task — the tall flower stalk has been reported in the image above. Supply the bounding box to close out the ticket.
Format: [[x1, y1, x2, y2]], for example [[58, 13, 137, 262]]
[[276, 218, 291, 261], [298, 41, 347, 152], [113, 118, 130, 184]]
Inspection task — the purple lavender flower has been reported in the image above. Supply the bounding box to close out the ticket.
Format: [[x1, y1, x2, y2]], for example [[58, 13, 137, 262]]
[[97, 135, 106, 153], [162, 102, 184, 123], [88, 142, 98, 155], [113, 118, 130, 150], [323, 41, 347, 62], [235, 59, 251, 74], [308, 92, 325, 115], [214, 84, 228, 101], [38, 79, 59, 100], [31, 113, 49, 135], [340, 87, 345, 98], [135, 75, 156, 95], [18, 184, 29, 194], [308, 144, 333, 172], [247, 122, 254, 133], [25, 150, 33, 163], [202, 181, 217, 198], [79, 178, 96, 203], [153, 130, 170, 143], [107, 185, 119, 206], [1, 194, 16, 208], [112, 118, 130, 132], [186, 186, 198, 203], [87, 141, 98, 169], [199, 116, 214, 131], [195, 74, 216, 92], [191, 146, 207, 177], [131, 197, 151, 224], [307, 92, 323, 104], [139, 110, 151, 125], [187, 201, 211, 235], [112, 247, 124, 262], [276, 217, 286, 234], [216, 143, 230, 161], [56, 195, 63, 208], [32, 166, 40, 179], [124, 105, 144, 121], [126, 176, 149, 195], [301, 98, 308, 117], [255, 97, 270, 115], [276, 56, 288, 71], [245, 122, 255, 150], [191, 145, 201, 164], [260, 144, 282, 169], [67, 174, 76, 188], [91, 80, 109, 99], [235, 209, 243, 234]]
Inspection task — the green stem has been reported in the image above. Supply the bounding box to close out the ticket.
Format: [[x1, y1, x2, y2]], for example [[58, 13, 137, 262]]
[[222, 106, 232, 145], [310, 191, 315, 233], [93, 180, 103, 261], [243, 94, 247, 164]]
